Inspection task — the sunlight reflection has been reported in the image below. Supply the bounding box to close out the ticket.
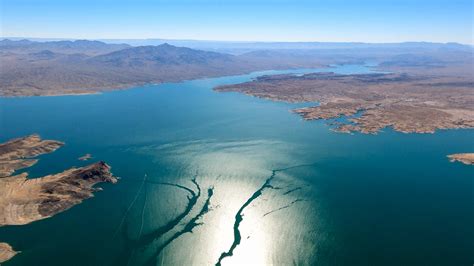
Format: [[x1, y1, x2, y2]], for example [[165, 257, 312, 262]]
[[134, 139, 316, 265]]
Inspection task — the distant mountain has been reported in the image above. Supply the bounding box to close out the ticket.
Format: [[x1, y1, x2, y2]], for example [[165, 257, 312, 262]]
[[28, 50, 58, 60], [88, 43, 234, 67], [379, 54, 446, 67], [96, 39, 474, 54], [4, 38, 472, 54], [0, 42, 264, 96], [0, 39, 130, 55], [0, 39, 36, 47], [0, 39, 472, 97]]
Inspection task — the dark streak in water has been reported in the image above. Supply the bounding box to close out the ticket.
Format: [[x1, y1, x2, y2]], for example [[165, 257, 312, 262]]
[[215, 170, 278, 266], [137, 185, 148, 239], [216, 163, 316, 266], [113, 177, 201, 266], [146, 180, 195, 196], [283, 187, 302, 195], [112, 174, 148, 240], [112, 219, 134, 266], [137, 177, 201, 247], [262, 199, 305, 217], [121, 178, 196, 196], [145, 187, 214, 266], [275, 163, 317, 172], [126, 182, 149, 266]]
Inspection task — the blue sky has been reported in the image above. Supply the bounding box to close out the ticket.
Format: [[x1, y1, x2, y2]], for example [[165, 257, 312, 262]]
[[1, 0, 473, 44]]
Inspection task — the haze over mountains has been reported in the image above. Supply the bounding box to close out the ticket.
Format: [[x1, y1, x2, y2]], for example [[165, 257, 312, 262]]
[[0, 39, 130, 55], [0, 38, 472, 96], [4, 37, 472, 54]]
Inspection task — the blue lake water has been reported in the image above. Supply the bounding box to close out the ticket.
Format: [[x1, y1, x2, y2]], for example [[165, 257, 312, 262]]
[[0, 64, 472, 265]]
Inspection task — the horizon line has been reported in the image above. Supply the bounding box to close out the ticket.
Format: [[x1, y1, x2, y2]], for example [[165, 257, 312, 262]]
[[2, 36, 473, 46]]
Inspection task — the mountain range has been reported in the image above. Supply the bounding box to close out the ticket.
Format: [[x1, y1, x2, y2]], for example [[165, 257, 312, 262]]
[[1, 39, 472, 96]]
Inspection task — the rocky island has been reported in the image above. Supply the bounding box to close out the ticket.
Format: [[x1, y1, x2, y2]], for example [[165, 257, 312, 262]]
[[447, 153, 474, 165], [0, 135, 117, 263], [0, 243, 17, 263], [79, 153, 92, 161], [215, 71, 474, 134]]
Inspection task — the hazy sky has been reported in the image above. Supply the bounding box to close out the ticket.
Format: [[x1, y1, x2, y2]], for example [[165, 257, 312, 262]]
[[1, 0, 473, 44]]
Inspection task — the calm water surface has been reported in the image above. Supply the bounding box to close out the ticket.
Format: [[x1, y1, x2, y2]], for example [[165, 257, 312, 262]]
[[0, 65, 472, 266]]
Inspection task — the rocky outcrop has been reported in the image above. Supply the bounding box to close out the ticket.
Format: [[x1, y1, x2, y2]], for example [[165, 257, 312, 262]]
[[0, 134, 63, 177], [0, 242, 17, 263], [448, 153, 474, 165], [216, 72, 474, 134], [0, 135, 117, 262], [78, 153, 92, 161], [0, 161, 117, 226]]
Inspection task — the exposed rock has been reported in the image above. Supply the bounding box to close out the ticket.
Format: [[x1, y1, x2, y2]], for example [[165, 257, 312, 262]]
[[0, 134, 63, 177], [447, 153, 474, 165], [0, 41, 324, 97], [78, 153, 92, 161], [216, 72, 474, 134], [0, 161, 117, 226], [0, 135, 117, 263], [0, 242, 17, 263]]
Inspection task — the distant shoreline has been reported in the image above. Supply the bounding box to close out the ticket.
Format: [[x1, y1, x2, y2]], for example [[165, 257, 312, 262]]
[[214, 67, 474, 135], [0, 65, 331, 98]]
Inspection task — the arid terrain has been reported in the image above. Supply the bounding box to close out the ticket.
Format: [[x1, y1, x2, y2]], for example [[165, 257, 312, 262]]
[[215, 63, 474, 134], [0, 40, 329, 96], [0, 134, 63, 177], [0, 135, 117, 263], [2, 39, 473, 97], [0, 243, 17, 263], [447, 153, 474, 165]]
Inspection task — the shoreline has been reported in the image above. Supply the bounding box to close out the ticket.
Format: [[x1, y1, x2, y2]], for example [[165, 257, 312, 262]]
[[214, 70, 474, 135], [0, 243, 17, 263], [0, 65, 332, 98], [447, 153, 474, 165], [0, 135, 118, 263]]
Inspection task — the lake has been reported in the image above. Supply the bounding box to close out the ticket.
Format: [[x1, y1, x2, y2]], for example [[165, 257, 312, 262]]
[[0, 64, 472, 265]]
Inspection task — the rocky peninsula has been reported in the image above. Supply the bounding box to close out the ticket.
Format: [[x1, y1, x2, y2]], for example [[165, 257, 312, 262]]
[[447, 153, 474, 165], [0, 135, 117, 263], [0, 243, 17, 263], [215, 71, 474, 134], [0, 134, 63, 177]]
